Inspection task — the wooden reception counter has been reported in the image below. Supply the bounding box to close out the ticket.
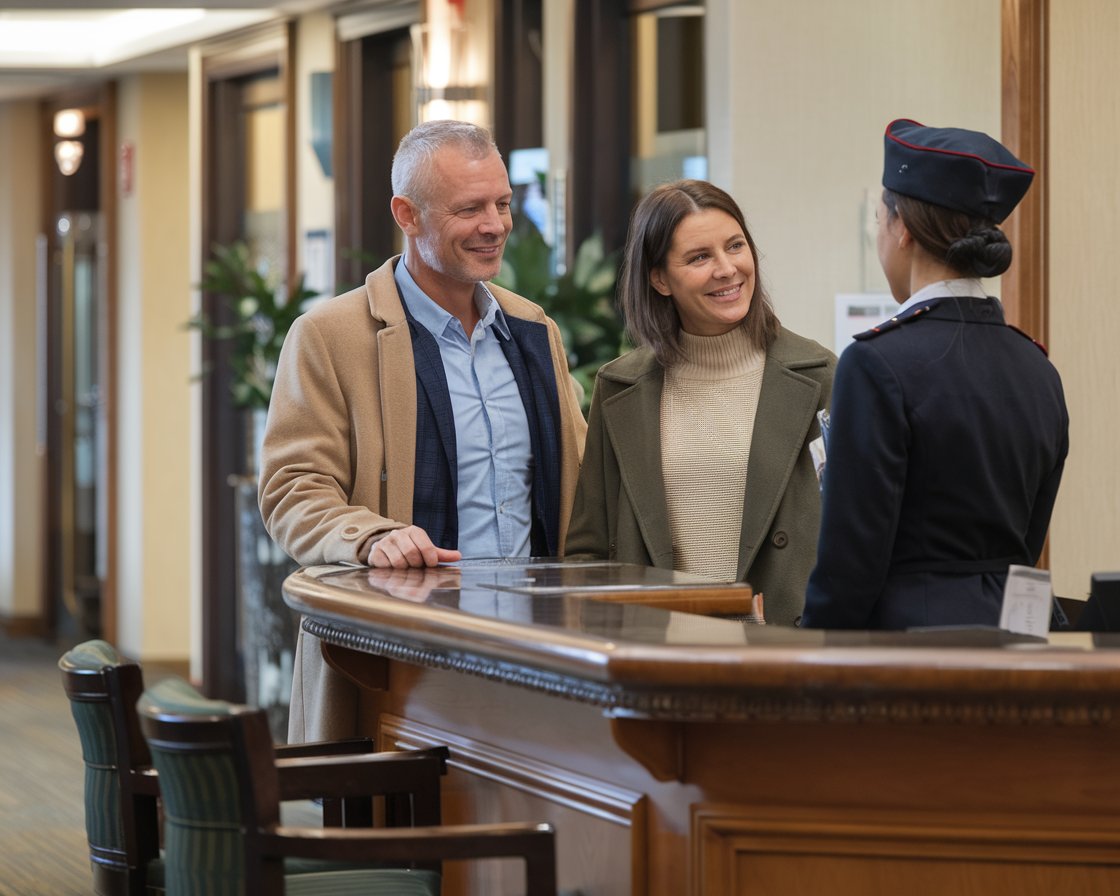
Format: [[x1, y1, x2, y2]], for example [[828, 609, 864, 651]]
[[282, 561, 1120, 895]]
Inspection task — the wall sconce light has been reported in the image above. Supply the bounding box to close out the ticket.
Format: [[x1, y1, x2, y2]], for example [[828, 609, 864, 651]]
[[53, 108, 86, 139], [53, 108, 86, 176], [54, 140, 84, 176]]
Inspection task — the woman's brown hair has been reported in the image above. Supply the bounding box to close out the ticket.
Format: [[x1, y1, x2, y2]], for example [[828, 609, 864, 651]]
[[619, 179, 780, 367]]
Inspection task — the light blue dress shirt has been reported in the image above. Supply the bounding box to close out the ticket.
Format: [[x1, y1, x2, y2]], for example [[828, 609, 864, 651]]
[[395, 259, 533, 559]]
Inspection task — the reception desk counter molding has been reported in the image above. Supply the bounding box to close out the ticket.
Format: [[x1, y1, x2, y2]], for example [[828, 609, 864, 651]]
[[284, 561, 1120, 896]]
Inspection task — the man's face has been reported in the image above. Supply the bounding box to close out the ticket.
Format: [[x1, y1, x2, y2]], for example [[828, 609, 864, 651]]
[[407, 146, 514, 291]]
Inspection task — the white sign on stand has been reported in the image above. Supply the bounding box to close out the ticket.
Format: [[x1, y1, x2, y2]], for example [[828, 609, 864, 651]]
[[999, 565, 1052, 638], [834, 293, 898, 353]]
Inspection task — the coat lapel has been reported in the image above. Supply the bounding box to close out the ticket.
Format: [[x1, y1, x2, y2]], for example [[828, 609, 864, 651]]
[[368, 259, 416, 523], [736, 343, 822, 577], [601, 360, 674, 566]]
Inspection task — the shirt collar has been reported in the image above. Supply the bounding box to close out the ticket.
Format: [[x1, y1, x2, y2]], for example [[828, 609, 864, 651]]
[[394, 256, 511, 340], [896, 278, 990, 316]]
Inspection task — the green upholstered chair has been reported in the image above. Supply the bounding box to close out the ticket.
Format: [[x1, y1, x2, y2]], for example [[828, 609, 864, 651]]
[[139, 676, 559, 896], [60, 640, 450, 896], [59, 639, 163, 896]]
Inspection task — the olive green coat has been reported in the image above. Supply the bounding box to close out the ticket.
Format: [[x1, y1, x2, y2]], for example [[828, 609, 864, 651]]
[[566, 327, 835, 625]]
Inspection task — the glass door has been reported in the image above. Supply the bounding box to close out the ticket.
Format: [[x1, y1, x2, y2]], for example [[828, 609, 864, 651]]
[[50, 210, 106, 640]]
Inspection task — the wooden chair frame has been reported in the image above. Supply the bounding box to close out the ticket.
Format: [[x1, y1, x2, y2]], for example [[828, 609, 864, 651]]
[[140, 700, 558, 896]]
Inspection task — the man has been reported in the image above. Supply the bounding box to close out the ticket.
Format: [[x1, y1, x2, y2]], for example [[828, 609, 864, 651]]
[[259, 120, 587, 741]]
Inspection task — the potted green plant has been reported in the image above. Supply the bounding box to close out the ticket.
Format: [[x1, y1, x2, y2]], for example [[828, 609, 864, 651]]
[[493, 214, 625, 408], [187, 241, 318, 414]]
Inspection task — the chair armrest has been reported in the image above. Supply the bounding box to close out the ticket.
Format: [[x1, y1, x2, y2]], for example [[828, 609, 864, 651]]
[[275, 736, 376, 759], [275, 742, 448, 767], [265, 822, 557, 895]]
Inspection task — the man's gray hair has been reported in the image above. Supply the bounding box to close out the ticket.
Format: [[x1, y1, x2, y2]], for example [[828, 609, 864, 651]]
[[391, 120, 500, 209]]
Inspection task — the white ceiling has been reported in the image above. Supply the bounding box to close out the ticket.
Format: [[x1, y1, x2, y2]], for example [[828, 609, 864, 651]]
[[0, 1, 339, 101]]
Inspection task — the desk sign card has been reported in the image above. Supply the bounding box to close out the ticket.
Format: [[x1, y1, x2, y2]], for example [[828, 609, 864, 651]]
[[999, 565, 1052, 638]]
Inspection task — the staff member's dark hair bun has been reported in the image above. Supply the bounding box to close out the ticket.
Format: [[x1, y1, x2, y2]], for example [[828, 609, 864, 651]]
[[946, 226, 1013, 278]]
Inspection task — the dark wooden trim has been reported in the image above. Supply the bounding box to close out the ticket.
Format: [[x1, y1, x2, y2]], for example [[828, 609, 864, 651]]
[[284, 20, 299, 288], [333, 28, 408, 288], [333, 33, 364, 289], [200, 69, 249, 702], [493, 0, 544, 156], [1000, 0, 1048, 342], [570, 0, 632, 261], [198, 27, 294, 701], [1000, 0, 1049, 568]]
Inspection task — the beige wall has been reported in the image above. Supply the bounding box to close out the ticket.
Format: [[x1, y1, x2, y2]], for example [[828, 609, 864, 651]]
[[1048, 0, 1120, 598], [707, 0, 1001, 349], [116, 72, 192, 661], [0, 101, 43, 622]]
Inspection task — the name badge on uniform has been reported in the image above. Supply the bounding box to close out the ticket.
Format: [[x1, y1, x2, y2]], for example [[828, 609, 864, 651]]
[[809, 408, 830, 490]]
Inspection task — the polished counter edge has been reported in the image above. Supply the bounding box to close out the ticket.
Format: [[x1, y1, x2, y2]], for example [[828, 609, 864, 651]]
[[301, 614, 1120, 727], [286, 564, 1120, 726]]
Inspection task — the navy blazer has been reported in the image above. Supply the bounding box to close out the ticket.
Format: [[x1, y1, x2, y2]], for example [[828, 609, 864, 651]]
[[407, 308, 562, 556], [802, 295, 1068, 630]]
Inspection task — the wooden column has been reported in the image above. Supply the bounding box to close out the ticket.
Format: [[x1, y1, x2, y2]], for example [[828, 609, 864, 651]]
[[1001, 0, 1049, 343]]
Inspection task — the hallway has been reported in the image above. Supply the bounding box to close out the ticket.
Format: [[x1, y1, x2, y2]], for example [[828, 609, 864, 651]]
[[0, 632, 92, 895]]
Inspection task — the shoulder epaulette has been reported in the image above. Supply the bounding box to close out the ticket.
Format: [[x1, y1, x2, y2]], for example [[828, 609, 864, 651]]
[[852, 299, 940, 341], [1008, 324, 1049, 356]]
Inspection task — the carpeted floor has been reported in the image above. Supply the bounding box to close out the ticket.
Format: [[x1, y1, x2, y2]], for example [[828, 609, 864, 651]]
[[0, 633, 95, 896], [0, 632, 322, 895]]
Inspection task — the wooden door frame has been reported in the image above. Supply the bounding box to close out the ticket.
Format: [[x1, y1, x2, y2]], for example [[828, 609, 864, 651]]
[[333, 26, 411, 288], [1001, 0, 1049, 566], [1001, 0, 1048, 343], [198, 22, 295, 701]]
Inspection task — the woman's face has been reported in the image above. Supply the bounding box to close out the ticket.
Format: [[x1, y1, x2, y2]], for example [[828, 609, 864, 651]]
[[650, 208, 756, 337], [876, 196, 910, 301]]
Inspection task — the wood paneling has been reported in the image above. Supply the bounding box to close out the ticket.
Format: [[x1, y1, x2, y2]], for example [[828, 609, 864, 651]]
[[694, 805, 1120, 895], [289, 564, 1120, 895], [377, 707, 646, 896]]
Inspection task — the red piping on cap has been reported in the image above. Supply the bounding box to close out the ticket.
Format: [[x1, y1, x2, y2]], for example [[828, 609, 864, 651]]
[[885, 118, 1035, 175]]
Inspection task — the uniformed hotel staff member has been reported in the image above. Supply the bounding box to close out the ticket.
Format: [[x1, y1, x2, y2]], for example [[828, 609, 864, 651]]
[[801, 119, 1068, 630]]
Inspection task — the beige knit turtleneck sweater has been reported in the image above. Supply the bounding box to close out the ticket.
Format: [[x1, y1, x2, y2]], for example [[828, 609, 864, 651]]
[[661, 325, 765, 582]]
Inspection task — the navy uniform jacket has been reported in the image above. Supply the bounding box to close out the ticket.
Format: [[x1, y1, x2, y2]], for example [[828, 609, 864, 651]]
[[801, 295, 1068, 629]]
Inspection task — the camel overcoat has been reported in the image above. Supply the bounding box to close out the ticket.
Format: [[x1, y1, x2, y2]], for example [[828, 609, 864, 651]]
[[259, 257, 587, 741]]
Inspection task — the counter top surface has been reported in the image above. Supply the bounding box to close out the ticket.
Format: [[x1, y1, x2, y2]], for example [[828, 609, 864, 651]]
[[282, 560, 1120, 709]]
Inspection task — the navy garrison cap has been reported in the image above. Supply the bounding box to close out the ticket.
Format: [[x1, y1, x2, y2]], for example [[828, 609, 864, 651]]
[[882, 118, 1035, 223]]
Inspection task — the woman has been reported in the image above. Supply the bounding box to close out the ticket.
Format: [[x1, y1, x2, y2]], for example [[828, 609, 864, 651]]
[[566, 180, 836, 625], [801, 119, 1069, 629]]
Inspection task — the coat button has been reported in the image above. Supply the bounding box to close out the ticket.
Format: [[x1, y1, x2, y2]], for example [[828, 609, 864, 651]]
[[771, 530, 789, 549], [342, 525, 360, 539]]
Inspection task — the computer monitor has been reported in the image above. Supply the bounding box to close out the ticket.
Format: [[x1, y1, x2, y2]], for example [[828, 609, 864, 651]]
[[1073, 572, 1120, 632]]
